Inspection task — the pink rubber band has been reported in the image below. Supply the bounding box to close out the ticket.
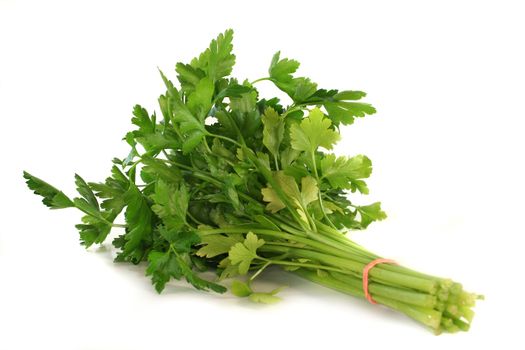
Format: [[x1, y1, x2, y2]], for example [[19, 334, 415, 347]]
[[362, 258, 398, 304]]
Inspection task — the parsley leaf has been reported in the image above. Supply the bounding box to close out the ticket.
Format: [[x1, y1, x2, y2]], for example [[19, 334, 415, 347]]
[[231, 280, 284, 304], [187, 77, 214, 121], [147, 246, 227, 294], [196, 234, 244, 258], [290, 108, 340, 154], [261, 107, 284, 159], [320, 154, 372, 193], [228, 232, 265, 275], [151, 180, 188, 231], [146, 250, 180, 293], [75, 211, 115, 247], [159, 70, 207, 154], [269, 51, 317, 103], [75, 174, 99, 211], [23, 171, 74, 209], [356, 202, 387, 228], [192, 29, 236, 82], [175, 63, 205, 94], [88, 165, 130, 212], [129, 105, 179, 153], [117, 183, 153, 263]]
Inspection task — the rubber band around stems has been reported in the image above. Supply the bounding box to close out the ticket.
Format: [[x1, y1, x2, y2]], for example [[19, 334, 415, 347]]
[[362, 258, 398, 304]]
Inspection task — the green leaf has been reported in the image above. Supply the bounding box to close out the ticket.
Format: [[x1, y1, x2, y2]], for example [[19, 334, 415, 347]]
[[227, 88, 261, 140], [89, 166, 129, 212], [357, 202, 387, 228], [140, 156, 182, 184], [146, 250, 182, 293], [320, 154, 372, 193], [300, 176, 318, 206], [324, 101, 376, 126], [228, 232, 265, 275], [230, 90, 257, 114], [261, 171, 300, 213], [146, 249, 226, 294], [159, 70, 207, 154], [261, 186, 285, 213], [274, 171, 302, 202], [23, 171, 74, 209], [129, 104, 179, 153], [73, 197, 102, 219], [269, 51, 299, 82], [230, 280, 284, 303], [178, 258, 227, 293], [280, 148, 300, 167], [75, 174, 99, 211], [231, 280, 252, 297], [261, 172, 317, 213], [261, 107, 284, 157], [224, 175, 241, 211], [131, 104, 155, 135], [193, 29, 236, 82], [119, 183, 153, 262], [334, 90, 367, 100], [244, 231, 265, 252], [158, 226, 200, 253], [187, 77, 214, 121], [215, 83, 252, 101], [196, 234, 243, 258], [151, 180, 188, 231], [75, 211, 115, 247], [268, 51, 317, 102], [249, 292, 281, 304], [290, 108, 340, 154], [182, 131, 205, 154], [175, 62, 205, 94], [302, 89, 376, 126]]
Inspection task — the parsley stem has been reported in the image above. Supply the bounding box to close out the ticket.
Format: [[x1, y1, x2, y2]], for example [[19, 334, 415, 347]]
[[243, 147, 311, 231], [285, 248, 437, 293], [203, 137, 213, 153], [293, 269, 442, 331], [208, 133, 243, 148], [187, 211, 207, 227], [112, 224, 127, 228], [250, 77, 271, 84], [261, 257, 350, 275], [250, 261, 272, 282]]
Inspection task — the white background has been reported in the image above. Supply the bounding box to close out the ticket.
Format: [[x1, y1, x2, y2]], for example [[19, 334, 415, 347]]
[[1, 0, 524, 349]]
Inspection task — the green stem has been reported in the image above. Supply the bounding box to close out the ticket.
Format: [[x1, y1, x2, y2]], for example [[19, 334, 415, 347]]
[[243, 147, 310, 231], [112, 224, 127, 228], [293, 268, 441, 331], [283, 248, 437, 294], [310, 152, 337, 229], [208, 133, 243, 148], [329, 272, 437, 308], [260, 257, 350, 274], [197, 227, 351, 260], [251, 77, 272, 84], [250, 261, 271, 281], [187, 211, 207, 226], [198, 226, 437, 294]]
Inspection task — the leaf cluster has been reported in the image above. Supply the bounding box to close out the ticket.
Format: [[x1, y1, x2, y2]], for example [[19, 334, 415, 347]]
[[23, 29, 384, 297]]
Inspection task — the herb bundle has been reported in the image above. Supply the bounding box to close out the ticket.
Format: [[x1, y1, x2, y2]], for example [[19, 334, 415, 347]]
[[24, 30, 481, 334]]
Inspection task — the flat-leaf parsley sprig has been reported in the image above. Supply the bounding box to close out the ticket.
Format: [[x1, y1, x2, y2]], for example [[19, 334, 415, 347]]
[[24, 29, 482, 334]]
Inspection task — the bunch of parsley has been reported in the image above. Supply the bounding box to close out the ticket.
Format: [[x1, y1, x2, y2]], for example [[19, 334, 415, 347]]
[[24, 30, 481, 334]]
